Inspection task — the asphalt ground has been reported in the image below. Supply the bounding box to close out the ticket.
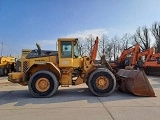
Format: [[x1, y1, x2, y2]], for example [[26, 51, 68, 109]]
[[0, 76, 160, 120]]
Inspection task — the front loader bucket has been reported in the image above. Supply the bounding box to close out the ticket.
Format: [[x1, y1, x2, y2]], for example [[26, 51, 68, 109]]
[[116, 69, 155, 97]]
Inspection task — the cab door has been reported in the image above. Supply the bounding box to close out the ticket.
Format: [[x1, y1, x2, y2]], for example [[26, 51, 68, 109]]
[[58, 41, 73, 68]]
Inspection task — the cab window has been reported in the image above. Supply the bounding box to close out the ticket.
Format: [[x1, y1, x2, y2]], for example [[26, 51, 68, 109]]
[[61, 41, 72, 58], [74, 41, 80, 58]]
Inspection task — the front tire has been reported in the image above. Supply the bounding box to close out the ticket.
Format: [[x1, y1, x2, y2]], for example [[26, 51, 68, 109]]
[[28, 70, 59, 97], [88, 68, 116, 96]]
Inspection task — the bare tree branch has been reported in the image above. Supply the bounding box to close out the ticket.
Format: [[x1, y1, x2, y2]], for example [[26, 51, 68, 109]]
[[134, 26, 150, 50], [151, 22, 160, 52]]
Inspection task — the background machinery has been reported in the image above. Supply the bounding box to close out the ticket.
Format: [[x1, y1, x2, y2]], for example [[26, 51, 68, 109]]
[[137, 47, 154, 62], [133, 47, 160, 76], [8, 37, 155, 97], [142, 51, 160, 76], [112, 43, 160, 76], [151, 52, 160, 60], [0, 56, 16, 76], [110, 43, 140, 70]]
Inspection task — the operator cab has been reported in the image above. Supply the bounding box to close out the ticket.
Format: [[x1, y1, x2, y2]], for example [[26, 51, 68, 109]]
[[60, 39, 80, 58], [58, 38, 82, 68]]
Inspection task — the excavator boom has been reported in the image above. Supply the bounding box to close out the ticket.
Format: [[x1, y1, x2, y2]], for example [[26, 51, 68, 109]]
[[90, 37, 98, 61], [118, 43, 140, 65], [111, 43, 140, 69], [138, 47, 154, 61]]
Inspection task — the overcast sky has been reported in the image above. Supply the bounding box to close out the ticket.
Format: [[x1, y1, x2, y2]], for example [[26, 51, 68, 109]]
[[0, 0, 160, 56]]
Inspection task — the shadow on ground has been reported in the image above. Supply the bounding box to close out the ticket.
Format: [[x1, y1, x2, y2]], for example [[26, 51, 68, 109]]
[[0, 87, 148, 106]]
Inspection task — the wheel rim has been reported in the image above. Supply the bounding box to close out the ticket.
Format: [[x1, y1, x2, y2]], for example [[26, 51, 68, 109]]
[[35, 78, 50, 92], [96, 76, 109, 90]]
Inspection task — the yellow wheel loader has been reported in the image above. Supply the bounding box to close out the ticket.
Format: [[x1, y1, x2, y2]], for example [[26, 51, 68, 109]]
[[8, 37, 155, 97], [0, 56, 16, 76]]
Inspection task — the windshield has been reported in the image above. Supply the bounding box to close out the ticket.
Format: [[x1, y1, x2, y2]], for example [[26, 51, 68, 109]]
[[61, 41, 72, 58]]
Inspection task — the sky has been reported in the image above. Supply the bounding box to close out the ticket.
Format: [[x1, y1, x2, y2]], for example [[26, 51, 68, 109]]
[[0, 0, 160, 57]]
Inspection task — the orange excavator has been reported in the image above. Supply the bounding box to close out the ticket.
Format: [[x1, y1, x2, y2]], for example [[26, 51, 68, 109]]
[[135, 47, 154, 68], [90, 37, 98, 61], [116, 45, 160, 76], [135, 47, 160, 76], [151, 52, 160, 60], [143, 60, 160, 76], [142, 51, 160, 76], [110, 43, 140, 70]]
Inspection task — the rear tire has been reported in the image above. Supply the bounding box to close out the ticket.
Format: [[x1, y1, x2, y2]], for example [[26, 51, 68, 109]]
[[2, 67, 9, 76], [88, 68, 116, 96], [28, 70, 59, 98]]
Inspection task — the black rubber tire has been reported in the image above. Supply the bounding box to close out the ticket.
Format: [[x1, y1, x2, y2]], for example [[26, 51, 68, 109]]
[[0, 68, 3, 76], [28, 70, 59, 98], [2, 67, 9, 76], [88, 68, 116, 97]]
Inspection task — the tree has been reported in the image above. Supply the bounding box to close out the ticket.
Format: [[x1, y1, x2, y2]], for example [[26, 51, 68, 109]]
[[133, 26, 150, 50], [100, 35, 130, 61], [120, 33, 131, 50], [111, 36, 119, 61], [78, 34, 97, 57], [98, 34, 108, 58], [110, 35, 131, 61], [102, 36, 121, 61], [151, 22, 160, 52], [77, 38, 86, 56], [85, 34, 94, 56], [105, 43, 113, 61], [98, 35, 117, 61]]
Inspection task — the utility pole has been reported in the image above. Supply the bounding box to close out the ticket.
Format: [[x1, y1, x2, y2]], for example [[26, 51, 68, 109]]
[[113, 43, 115, 61], [102, 35, 105, 55], [1, 42, 3, 56]]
